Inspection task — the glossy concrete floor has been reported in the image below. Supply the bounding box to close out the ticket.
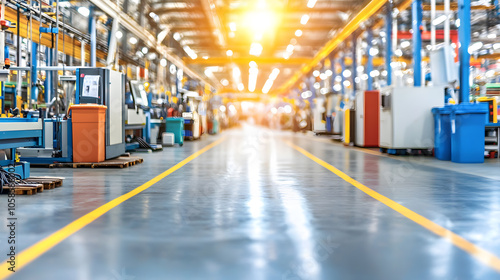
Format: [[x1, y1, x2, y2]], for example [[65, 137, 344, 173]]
[[2, 125, 500, 280]]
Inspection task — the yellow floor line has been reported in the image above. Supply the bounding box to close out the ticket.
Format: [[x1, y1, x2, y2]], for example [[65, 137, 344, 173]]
[[0, 137, 226, 279], [285, 140, 500, 274]]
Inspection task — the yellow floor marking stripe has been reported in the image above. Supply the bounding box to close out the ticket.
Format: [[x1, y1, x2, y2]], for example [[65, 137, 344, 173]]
[[285, 141, 500, 273], [0, 137, 226, 279]]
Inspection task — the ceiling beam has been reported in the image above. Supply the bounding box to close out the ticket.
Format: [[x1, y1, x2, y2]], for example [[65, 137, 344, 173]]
[[185, 57, 311, 65], [276, 0, 388, 95]]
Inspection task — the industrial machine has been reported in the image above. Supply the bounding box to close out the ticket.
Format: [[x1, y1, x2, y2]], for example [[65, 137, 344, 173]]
[[0, 117, 43, 179], [20, 68, 126, 162], [126, 80, 148, 129], [312, 98, 326, 133], [355, 90, 380, 147], [379, 86, 445, 152], [75, 68, 126, 159]]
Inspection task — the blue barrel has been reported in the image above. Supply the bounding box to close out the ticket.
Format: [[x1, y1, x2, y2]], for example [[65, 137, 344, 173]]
[[432, 106, 453, 161], [165, 117, 184, 146], [451, 103, 488, 163]]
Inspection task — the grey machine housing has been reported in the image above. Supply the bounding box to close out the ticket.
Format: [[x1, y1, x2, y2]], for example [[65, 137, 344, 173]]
[[77, 68, 126, 159]]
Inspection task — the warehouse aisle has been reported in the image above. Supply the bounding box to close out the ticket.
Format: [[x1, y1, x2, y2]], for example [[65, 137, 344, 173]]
[[4, 125, 500, 280]]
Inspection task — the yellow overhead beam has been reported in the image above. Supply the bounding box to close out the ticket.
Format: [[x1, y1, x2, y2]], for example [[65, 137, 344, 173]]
[[275, 0, 388, 95], [185, 57, 311, 65]]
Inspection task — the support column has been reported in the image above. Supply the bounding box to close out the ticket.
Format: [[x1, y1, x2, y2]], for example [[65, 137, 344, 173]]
[[412, 0, 423, 86], [340, 55, 346, 96], [89, 8, 97, 67], [385, 2, 393, 86], [106, 18, 119, 67], [458, 0, 471, 103], [366, 28, 374, 91], [351, 34, 357, 95]]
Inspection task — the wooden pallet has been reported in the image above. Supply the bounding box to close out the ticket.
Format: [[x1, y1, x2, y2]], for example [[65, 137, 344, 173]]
[[25, 177, 64, 190], [1, 184, 44, 195], [30, 157, 143, 169]]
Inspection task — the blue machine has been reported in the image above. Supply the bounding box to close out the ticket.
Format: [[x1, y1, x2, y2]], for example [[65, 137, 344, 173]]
[[0, 117, 44, 179]]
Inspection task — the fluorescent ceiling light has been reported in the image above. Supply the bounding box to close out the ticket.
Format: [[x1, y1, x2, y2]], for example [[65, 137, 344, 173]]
[[129, 37, 138, 45], [183, 45, 197, 59], [262, 79, 274, 94], [269, 68, 280, 81], [226, 50, 233, 57], [307, 0, 317, 8], [300, 14, 310, 25], [468, 42, 483, 53], [295, 29, 303, 37], [249, 43, 263, 56], [400, 41, 410, 48], [160, 58, 167, 67], [173, 32, 182, 41], [116, 31, 123, 39], [142, 47, 148, 54], [229, 22, 237, 32], [432, 15, 447, 26], [313, 70, 320, 77], [238, 83, 244, 91], [78, 7, 90, 17], [248, 66, 259, 92]]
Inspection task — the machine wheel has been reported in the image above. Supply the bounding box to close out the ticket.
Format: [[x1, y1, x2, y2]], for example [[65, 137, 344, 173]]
[[180, 143, 184, 147]]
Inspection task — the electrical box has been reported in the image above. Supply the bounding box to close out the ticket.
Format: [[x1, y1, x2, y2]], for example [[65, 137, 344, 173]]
[[379, 86, 445, 149], [355, 90, 380, 147]]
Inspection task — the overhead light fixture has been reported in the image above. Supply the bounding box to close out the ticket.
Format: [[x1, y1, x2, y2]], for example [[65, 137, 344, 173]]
[[286, 44, 294, 53], [262, 79, 274, 94], [248, 64, 259, 92], [307, 0, 317, 8], [342, 69, 351, 78], [325, 70, 333, 76], [116, 31, 123, 39], [369, 47, 379, 56], [249, 61, 257, 68], [221, 79, 230, 86], [313, 82, 320, 89], [343, 80, 351, 87], [238, 83, 244, 91], [320, 73, 327, 80], [400, 41, 411, 49], [142, 47, 148, 54], [202, 56, 209, 59], [395, 49, 403, 56], [160, 58, 167, 67], [361, 74, 369, 80], [149, 12, 160, 23], [233, 67, 241, 79], [129, 37, 138, 45], [226, 50, 233, 57], [173, 32, 182, 41], [469, 42, 483, 53], [300, 14, 310, 25], [313, 70, 320, 77], [333, 84, 341, 91], [370, 70, 380, 77], [183, 45, 197, 59], [493, 43, 500, 50], [77, 7, 90, 17], [295, 29, 303, 37], [229, 32, 235, 38], [269, 68, 280, 81], [432, 15, 447, 26], [249, 43, 263, 56], [487, 33, 497, 39], [229, 22, 237, 32]]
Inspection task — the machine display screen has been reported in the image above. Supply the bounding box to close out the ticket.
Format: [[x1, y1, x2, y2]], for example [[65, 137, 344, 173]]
[[131, 82, 149, 107]]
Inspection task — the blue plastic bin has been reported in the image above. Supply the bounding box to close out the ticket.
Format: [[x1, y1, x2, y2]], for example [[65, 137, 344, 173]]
[[451, 103, 488, 163], [432, 106, 453, 161], [165, 117, 184, 146]]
